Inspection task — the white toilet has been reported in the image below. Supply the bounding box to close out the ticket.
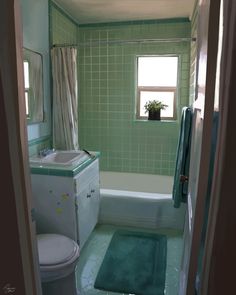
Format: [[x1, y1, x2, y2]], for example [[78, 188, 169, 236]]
[[37, 234, 80, 295]]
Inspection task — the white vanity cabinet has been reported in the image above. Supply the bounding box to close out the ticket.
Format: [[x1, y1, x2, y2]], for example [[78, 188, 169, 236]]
[[74, 160, 100, 248], [31, 158, 100, 250]]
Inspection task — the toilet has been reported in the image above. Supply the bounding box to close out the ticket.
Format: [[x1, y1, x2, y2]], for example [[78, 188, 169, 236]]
[[37, 234, 80, 295]]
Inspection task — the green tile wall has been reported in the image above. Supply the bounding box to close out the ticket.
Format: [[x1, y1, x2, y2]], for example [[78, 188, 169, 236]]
[[21, 0, 51, 143], [46, 1, 78, 155], [28, 136, 52, 157], [189, 0, 198, 105], [50, 1, 78, 46], [78, 20, 191, 176]]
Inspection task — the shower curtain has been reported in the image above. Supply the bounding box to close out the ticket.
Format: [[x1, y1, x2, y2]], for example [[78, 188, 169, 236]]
[[51, 47, 79, 150]]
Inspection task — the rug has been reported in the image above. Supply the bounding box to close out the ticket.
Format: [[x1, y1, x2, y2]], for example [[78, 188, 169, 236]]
[[94, 230, 167, 295]]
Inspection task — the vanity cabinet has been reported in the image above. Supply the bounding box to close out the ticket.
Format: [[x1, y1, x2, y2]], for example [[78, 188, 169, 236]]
[[75, 161, 100, 248], [31, 158, 100, 249]]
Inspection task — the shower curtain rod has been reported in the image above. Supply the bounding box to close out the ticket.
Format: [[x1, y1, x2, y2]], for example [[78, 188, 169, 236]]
[[52, 37, 196, 48], [78, 37, 196, 46]]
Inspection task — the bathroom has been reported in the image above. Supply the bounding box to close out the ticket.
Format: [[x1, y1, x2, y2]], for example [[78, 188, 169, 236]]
[[1, 0, 236, 294]]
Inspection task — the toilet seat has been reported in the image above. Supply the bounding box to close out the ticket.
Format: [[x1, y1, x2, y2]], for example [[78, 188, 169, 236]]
[[37, 234, 80, 282], [38, 234, 78, 266]]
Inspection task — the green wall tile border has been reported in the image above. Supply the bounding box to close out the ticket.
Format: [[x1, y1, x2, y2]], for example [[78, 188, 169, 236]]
[[28, 135, 51, 147], [79, 17, 190, 28], [30, 152, 100, 177], [50, 0, 79, 26]]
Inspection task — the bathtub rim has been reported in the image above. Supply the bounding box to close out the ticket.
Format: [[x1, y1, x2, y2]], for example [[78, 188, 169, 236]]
[[100, 188, 172, 201], [99, 171, 174, 194]]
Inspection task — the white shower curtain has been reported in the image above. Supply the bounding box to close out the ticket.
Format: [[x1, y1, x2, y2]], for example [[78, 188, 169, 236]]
[[51, 47, 79, 150]]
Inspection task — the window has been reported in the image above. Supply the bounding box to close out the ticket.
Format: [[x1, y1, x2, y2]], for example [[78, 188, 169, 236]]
[[136, 56, 178, 120], [23, 48, 44, 123], [23, 60, 30, 117]]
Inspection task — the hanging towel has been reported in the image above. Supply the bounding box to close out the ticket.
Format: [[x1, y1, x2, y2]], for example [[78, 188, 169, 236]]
[[172, 107, 193, 208]]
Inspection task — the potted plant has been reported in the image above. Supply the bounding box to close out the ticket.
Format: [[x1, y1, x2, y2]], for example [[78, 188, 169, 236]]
[[144, 100, 167, 120]]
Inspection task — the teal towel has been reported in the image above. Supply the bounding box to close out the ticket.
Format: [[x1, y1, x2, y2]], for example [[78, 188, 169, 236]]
[[172, 107, 192, 208]]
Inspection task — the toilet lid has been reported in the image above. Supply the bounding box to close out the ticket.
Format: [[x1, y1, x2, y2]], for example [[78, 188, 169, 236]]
[[37, 234, 78, 266]]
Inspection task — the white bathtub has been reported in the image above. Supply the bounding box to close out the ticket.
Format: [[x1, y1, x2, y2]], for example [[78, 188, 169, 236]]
[[99, 172, 186, 230], [100, 171, 174, 193]]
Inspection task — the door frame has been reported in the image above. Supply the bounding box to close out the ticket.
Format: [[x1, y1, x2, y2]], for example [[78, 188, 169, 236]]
[[179, 0, 221, 294], [0, 1, 42, 294], [201, 1, 236, 293]]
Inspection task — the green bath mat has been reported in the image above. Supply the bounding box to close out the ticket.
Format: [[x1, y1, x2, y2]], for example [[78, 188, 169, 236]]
[[94, 230, 167, 295]]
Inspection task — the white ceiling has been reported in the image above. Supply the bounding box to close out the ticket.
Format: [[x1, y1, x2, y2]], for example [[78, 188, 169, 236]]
[[54, 0, 196, 25]]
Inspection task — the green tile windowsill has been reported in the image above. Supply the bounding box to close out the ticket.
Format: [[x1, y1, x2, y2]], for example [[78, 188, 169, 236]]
[[134, 119, 178, 123]]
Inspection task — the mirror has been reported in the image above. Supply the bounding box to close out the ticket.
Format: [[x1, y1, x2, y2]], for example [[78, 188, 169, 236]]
[[23, 48, 44, 124]]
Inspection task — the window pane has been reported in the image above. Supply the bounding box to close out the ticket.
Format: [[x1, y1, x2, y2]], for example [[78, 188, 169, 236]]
[[23, 61, 30, 89], [140, 91, 174, 117], [25, 92, 29, 116], [138, 56, 178, 87]]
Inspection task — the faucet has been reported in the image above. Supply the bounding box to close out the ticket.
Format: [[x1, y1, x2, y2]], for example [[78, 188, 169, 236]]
[[38, 148, 54, 157]]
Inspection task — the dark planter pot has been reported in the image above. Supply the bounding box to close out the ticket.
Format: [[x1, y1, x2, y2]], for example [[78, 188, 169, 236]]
[[148, 109, 161, 120]]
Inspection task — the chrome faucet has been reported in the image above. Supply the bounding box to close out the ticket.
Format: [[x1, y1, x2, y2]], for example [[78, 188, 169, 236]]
[[38, 148, 54, 157]]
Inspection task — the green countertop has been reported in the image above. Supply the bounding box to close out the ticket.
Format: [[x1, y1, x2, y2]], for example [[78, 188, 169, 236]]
[[30, 151, 100, 177]]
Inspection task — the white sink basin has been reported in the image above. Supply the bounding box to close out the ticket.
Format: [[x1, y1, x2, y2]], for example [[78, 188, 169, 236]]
[[30, 150, 90, 166]]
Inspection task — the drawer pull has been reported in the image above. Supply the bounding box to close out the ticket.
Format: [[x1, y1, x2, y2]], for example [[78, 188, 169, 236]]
[[91, 189, 95, 193], [87, 194, 91, 198]]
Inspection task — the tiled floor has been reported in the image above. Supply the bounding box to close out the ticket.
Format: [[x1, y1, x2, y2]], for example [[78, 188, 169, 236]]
[[76, 224, 183, 295]]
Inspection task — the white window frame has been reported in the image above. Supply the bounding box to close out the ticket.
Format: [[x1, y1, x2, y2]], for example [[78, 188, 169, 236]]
[[23, 60, 30, 118], [136, 55, 178, 120]]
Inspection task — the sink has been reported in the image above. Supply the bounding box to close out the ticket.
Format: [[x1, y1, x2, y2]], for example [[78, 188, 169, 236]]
[[30, 150, 90, 167], [43, 151, 85, 164]]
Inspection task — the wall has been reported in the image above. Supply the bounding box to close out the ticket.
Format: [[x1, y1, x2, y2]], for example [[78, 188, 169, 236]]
[[20, 0, 51, 155], [50, 1, 78, 45], [189, 0, 198, 105], [78, 20, 191, 176]]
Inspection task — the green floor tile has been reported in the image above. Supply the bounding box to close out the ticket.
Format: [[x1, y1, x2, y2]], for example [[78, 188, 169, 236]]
[[76, 224, 183, 295]]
